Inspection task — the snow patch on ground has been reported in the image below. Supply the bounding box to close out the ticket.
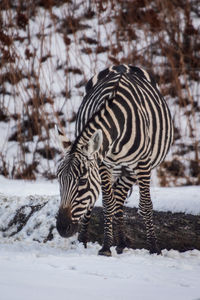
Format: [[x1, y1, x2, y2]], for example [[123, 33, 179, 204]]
[[0, 177, 200, 299], [0, 240, 200, 300], [1, 176, 200, 215]]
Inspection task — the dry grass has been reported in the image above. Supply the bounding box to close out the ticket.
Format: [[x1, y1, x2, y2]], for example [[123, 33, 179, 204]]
[[0, 0, 199, 185]]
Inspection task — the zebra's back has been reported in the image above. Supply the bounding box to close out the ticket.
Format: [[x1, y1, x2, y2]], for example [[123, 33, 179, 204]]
[[75, 65, 173, 171]]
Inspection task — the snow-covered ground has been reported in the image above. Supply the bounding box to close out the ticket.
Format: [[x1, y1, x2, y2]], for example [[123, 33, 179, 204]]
[[1, 175, 200, 215], [1, 3, 200, 298], [1, 241, 200, 300], [0, 176, 200, 300]]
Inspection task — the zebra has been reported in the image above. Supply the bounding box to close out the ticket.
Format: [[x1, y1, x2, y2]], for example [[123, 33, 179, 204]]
[[56, 64, 174, 256]]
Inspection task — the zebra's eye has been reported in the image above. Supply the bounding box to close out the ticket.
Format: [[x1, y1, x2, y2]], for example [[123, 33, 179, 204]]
[[79, 178, 87, 185]]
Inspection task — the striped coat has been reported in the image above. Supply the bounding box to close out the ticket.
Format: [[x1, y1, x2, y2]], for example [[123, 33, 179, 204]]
[[56, 64, 174, 256], [76, 64, 172, 172]]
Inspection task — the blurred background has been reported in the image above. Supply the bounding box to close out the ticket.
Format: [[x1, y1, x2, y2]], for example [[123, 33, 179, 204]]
[[0, 0, 199, 186]]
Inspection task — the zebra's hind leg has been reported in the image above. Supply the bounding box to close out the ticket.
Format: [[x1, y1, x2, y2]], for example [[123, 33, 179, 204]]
[[98, 164, 115, 256], [137, 167, 161, 255], [113, 176, 137, 254]]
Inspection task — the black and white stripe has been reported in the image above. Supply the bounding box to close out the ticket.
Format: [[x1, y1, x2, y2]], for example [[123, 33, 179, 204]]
[[56, 64, 173, 255], [76, 65, 173, 169]]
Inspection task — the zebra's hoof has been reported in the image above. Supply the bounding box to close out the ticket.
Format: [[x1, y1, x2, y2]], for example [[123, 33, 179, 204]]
[[149, 245, 161, 255], [98, 248, 112, 257], [78, 234, 88, 248], [147, 237, 161, 255], [116, 243, 127, 254], [116, 246, 124, 254], [78, 240, 87, 249], [82, 242, 87, 249], [115, 236, 132, 254]]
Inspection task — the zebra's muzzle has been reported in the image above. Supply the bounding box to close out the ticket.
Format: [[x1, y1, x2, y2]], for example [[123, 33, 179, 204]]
[[57, 222, 78, 238], [56, 208, 78, 238]]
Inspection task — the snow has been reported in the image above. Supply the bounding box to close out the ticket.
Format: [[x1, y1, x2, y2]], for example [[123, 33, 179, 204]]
[[0, 241, 200, 300], [127, 185, 200, 216], [0, 175, 200, 215], [1, 3, 200, 298], [0, 175, 59, 197], [0, 177, 200, 299]]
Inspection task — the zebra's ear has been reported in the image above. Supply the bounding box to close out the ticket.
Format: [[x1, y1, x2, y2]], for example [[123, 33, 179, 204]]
[[87, 130, 103, 157], [55, 125, 72, 152]]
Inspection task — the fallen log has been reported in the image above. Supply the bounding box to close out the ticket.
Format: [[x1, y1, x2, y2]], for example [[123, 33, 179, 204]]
[[88, 207, 200, 252], [0, 194, 199, 251]]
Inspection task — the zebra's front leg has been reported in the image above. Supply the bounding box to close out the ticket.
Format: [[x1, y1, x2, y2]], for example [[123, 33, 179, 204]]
[[137, 173, 161, 255], [113, 176, 137, 254], [98, 165, 115, 256], [114, 211, 126, 254], [78, 207, 93, 248]]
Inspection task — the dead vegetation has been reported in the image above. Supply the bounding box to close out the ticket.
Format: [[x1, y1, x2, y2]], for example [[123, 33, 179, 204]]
[[0, 0, 199, 185]]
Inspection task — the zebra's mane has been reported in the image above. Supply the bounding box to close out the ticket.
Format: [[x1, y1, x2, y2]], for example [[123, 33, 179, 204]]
[[85, 64, 157, 94], [70, 98, 111, 154]]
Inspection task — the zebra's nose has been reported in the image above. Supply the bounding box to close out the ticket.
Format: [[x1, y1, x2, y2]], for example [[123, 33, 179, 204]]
[[56, 208, 78, 238], [57, 222, 78, 238]]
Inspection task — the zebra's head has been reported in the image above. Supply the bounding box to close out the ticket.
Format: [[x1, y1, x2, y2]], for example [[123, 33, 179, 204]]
[[56, 127, 102, 238]]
